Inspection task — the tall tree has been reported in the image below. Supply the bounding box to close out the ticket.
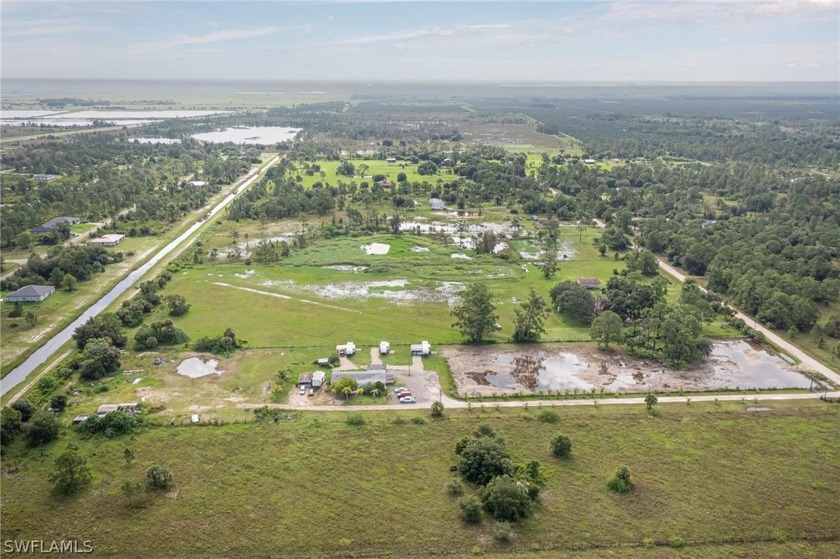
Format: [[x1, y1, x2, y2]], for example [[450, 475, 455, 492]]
[[451, 283, 499, 344], [512, 289, 548, 343], [591, 310, 623, 349]]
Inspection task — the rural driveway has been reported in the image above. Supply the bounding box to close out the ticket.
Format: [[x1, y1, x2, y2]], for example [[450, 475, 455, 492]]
[[589, 218, 840, 385]]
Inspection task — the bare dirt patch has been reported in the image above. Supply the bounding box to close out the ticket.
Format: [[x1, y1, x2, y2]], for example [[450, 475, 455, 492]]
[[442, 341, 810, 397]]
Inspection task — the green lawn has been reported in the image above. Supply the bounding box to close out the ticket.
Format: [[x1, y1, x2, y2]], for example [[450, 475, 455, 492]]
[[1, 401, 838, 558]]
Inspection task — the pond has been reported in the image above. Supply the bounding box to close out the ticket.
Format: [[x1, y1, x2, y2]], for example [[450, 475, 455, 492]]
[[444, 340, 813, 397], [191, 126, 301, 145], [177, 358, 222, 378]]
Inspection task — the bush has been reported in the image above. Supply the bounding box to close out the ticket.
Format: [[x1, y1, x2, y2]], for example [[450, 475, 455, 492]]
[[456, 436, 513, 486], [493, 521, 514, 543], [410, 416, 426, 425], [328, 353, 340, 367], [551, 433, 573, 458], [458, 495, 482, 523], [11, 400, 36, 422], [430, 401, 444, 417], [607, 464, 633, 493], [78, 412, 138, 438], [537, 409, 560, 424], [49, 394, 68, 412], [447, 478, 464, 496], [482, 475, 534, 521], [345, 413, 365, 426], [667, 536, 685, 549], [26, 412, 60, 446], [146, 465, 173, 490]]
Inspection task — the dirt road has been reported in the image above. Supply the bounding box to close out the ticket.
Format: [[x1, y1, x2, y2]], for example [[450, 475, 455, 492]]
[[590, 218, 840, 385]]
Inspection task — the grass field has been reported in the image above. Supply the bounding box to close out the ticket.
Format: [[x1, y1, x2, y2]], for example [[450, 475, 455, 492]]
[[1, 401, 838, 558]]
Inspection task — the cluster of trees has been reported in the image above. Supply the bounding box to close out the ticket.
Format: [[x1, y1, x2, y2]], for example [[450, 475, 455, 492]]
[[135, 319, 189, 350], [1, 244, 121, 293], [193, 328, 243, 355], [451, 284, 549, 344], [454, 425, 545, 524], [1, 401, 60, 447]]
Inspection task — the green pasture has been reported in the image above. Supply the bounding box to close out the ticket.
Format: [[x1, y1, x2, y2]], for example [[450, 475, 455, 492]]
[[292, 158, 459, 190], [1, 401, 838, 557], [162, 229, 627, 349]]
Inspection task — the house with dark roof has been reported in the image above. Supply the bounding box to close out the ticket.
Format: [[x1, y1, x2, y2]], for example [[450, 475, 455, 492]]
[[5, 285, 56, 302], [30, 216, 80, 235]]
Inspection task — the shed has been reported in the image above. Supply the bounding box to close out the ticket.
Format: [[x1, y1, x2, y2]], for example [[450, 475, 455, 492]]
[[410, 341, 431, 356], [6, 285, 55, 303], [583, 159, 596, 164], [298, 372, 313, 386], [336, 342, 356, 356], [379, 341, 390, 355], [317, 358, 330, 367], [386, 157, 397, 163], [72, 415, 89, 424], [191, 414, 200, 424], [576, 278, 601, 290], [311, 371, 326, 388], [429, 198, 446, 211]]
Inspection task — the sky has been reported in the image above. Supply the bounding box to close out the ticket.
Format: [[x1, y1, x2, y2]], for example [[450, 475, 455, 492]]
[[2, 0, 839, 82]]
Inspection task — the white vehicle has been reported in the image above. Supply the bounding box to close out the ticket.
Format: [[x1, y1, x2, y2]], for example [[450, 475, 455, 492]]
[[393, 386, 407, 394], [299, 385, 306, 395], [399, 396, 416, 404]]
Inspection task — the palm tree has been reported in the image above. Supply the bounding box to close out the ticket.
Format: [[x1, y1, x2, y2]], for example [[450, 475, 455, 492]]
[[342, 386, 353, 400]]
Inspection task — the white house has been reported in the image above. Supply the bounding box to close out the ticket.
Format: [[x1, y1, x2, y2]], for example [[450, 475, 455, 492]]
[[90, 233, 125, 247], [311, 371, 326, 388], [5, 285, 55, 302], [380, 341, 390, 355]]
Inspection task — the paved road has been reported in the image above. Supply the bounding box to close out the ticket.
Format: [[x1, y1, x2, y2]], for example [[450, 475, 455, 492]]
[[1, 156, 280, 398], [590, 218, 840, 385]]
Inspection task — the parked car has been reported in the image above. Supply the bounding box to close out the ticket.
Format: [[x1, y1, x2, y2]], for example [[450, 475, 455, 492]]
[[399, 396, 416, 404], [393, 386, 407, 394], [299, 385, 306, 395], [396, 391, 411, 398]]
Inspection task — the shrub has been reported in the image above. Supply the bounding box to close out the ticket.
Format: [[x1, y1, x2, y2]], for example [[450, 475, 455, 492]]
[[667, 536, 685, 548], [78, 411, 138, 438], [607, 464, 633, 493], [551, 434, 573, 458], [537, 409, 560, 424], [458, 495, 482, 523], [430, 401, 444, 417], [328, 353, 340, 367], [345, 413, 365, 426], [146, 465, 173, 490], [493, 521, 514, 543], [457, 436, 513, 486], [26, 412, 60, 447], [410, 416, 426, 425], [447, 478, 464, 496], [49, 394, 68, 412], [482, 475, 534, 521], [11, 400, 36, 422]]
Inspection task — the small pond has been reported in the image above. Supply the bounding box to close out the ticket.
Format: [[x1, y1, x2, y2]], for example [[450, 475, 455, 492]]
[[177, 358, 222, 378]]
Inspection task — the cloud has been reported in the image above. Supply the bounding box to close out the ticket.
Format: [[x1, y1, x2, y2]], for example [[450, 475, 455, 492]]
[[3, 17, 91, 37], [128, 26, 277, 54], [604, 0, 839, 25]]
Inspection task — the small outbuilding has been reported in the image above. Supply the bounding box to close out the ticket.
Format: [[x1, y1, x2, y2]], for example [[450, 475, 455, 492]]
[[577, 278, 601, 290], [429, 198, 446, 211], [5, 285, 55, 303], [189, 180, 208, 188], [298, 372, 313, 386], [90, 233, 125, 247], [336, 342, 356, 356], [380, 341, 390, 355], [311, 371, 326, 388], [96, 403, 139, 416], [410, 341, 432, 356]]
